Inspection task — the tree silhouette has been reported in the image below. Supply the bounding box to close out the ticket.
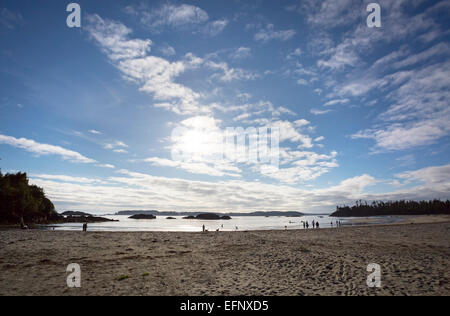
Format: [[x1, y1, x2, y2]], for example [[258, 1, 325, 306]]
[[0, 172, 59, 224], [331, 199, 450, 217]]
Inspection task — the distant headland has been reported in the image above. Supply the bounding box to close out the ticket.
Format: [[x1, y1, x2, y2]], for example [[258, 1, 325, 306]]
[[0, 172, 116, 225], [114, 210, 305, 217]]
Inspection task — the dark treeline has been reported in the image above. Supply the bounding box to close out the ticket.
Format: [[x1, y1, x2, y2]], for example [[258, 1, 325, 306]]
[[0, 172, 59, 224], [331, 200, 450, 217]]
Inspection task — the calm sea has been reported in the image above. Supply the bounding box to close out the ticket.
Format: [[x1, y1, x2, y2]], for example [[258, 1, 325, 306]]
[[44, 215, 350, 232]]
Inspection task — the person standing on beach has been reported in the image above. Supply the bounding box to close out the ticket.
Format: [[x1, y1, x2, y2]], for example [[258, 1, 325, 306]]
[[306, 222, 309, 229], [202, 225, 205, 232], [83, 222, 87, 232], [312, 220, 315, 229], [316, 222, 319, 229]]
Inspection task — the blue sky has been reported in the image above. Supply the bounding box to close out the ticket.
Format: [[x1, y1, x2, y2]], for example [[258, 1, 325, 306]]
[[0, 0, 449, 213]]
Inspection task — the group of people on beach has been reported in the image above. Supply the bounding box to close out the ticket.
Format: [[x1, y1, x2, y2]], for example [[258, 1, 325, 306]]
[[301, 220, 320, 229], [202, 220, 343, 232], [300, 220, 342, 229], [331, 220, 342, 228]]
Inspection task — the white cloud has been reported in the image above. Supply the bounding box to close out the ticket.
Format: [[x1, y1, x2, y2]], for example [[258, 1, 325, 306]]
[[310, 108, 332, 115], [104, 141, 129, 154], [351, 60, 450, 152], [317, 41, 359, 70], [0, 134, 96, 164], [145, 157, 241, 178], [302, 0, 362, 28], [266, 120, 313, 148], [395, 164, 450, 186], [352, 117, 450, 152], [104, 141, 128, 150], [113, 149, 128, 154], [86, 14, 208, 115], [202, 19, 229, 36], [96, 164, 116, 169], [293, 119, 310, 127], [206, 60, 258, 82], [315, 136, 325, 142], [392, 42, 450, 69], [30, 174, 106, 184], [140, 4, 209, 30], [323, 98, 350, 107], [254, 24, 296, 42], [89, 129, 102, 135], [159, 44, 176, 56], [229, 47, 251, 60], [127, 3, 228, 37], [287, 48, 302, 59], [86, 15, 151, 61]]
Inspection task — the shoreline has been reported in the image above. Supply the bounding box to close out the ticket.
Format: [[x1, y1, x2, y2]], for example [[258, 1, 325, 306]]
[[2, 214, 449, 233]]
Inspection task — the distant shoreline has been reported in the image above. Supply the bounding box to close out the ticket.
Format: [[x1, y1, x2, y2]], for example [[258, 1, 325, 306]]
[[2, 214, 449, 233], [110, 210, 308, 217]]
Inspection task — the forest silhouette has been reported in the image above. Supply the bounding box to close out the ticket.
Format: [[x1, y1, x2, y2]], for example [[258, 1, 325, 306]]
[[331, 199, 450, 217], [0, 172, 59, 224]]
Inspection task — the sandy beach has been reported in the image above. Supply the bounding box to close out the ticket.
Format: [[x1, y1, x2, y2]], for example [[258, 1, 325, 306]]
[[0, 215, 449, 296]]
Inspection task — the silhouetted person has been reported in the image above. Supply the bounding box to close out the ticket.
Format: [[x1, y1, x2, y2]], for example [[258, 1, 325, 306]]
[[302, 221, 306, 229], [20, 217, 28, 230], [312, 220, 315, 228], [316, 222, 319, 229], [83, 222, 87, 232], [202, 225, 205, 232], [306, 222, 309, 229]]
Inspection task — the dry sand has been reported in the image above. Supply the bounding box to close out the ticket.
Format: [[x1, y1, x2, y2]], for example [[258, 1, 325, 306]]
[[0, 215, 449, 296]]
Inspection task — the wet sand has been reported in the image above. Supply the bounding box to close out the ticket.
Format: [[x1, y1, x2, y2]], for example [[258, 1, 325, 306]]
[[0, 215, 449, 296]]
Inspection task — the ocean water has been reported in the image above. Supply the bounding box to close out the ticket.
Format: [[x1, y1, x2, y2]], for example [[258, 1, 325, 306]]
[[44, 215, 348, 232]]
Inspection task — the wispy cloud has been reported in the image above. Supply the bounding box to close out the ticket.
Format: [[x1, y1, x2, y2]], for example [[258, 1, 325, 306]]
[[0, 8, 24, 30], [86, 14, 207, 115], [0, 134, 96, 164], [229, 47, 252, 60], [351, 60, 450, 152], [125, 3, 228, 36], [254, 24, 296, 42], [104, 141, 129, 154], [310, 108, 332, 115]]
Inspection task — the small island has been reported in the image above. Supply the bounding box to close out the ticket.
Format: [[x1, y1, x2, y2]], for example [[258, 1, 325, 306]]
[[129, 214, 157, 220], [183, 213, 232, 220]]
